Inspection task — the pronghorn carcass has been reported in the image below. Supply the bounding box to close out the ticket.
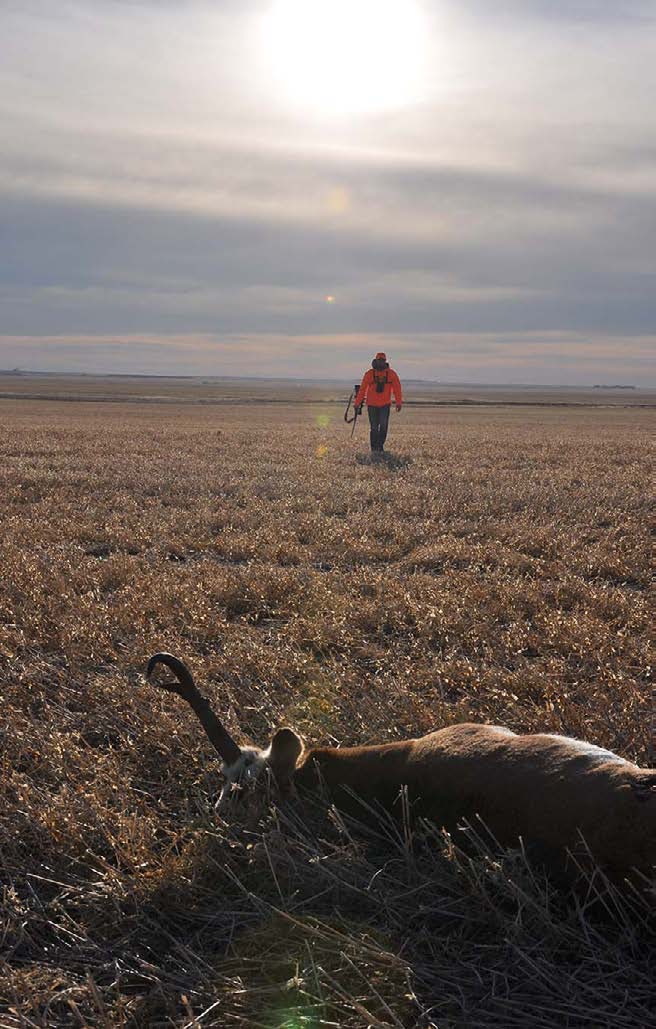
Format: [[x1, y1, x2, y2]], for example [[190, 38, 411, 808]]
[[146, 654, 656, 878]]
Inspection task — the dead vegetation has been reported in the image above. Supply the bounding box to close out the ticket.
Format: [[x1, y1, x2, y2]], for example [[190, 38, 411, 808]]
[[0, 398, 653, 1027]]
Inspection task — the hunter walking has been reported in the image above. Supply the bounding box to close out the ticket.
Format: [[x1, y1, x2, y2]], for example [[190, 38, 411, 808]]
[[354, 352, 403, 456]]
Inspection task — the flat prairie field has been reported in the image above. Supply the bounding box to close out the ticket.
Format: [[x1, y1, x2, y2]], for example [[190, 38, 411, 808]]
[[0, 385, 654, 1028]]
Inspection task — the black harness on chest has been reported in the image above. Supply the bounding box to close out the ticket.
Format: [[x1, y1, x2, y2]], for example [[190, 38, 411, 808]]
[[372, 358, 389, 393]]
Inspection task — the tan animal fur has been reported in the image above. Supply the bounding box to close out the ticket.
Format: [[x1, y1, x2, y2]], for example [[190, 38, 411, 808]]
[[146, 654, 656, 878]]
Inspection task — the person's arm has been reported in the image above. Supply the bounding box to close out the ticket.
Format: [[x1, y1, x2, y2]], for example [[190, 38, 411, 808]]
[[391, 371, 402, 410], [354, 371, 371, 409]]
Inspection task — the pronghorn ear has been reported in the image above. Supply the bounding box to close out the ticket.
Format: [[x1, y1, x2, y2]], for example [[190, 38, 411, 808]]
[[268, 728, 303, 788]]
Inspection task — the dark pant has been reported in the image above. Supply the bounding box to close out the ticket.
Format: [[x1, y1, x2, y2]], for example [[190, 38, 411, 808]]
[[368, 404, 390, 451]]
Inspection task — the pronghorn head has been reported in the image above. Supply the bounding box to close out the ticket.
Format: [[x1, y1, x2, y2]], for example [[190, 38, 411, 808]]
[[146, 653, 304, 808], [144, 654, 656, 881]]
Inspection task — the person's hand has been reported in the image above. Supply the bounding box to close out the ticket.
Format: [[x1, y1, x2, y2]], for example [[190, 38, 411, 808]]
[[396, 404, 402, 413], [356, 403, 363, 415]]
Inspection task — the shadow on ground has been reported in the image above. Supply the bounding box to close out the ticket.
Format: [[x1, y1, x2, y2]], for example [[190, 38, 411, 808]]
[[355, 451, 412, 469]]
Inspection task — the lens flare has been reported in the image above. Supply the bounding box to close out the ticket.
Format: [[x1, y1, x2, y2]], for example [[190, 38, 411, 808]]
[[326, 186, 350, 213]]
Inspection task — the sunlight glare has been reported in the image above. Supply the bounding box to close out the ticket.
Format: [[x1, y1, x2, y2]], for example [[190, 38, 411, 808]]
[[264, 0, 427, 116]]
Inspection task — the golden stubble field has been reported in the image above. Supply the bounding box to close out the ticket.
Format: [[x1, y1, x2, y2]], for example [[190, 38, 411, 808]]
[[0, 392, 653, 1027]]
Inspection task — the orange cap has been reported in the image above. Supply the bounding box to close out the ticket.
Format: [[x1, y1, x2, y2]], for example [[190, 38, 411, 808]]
[[374, 352, 387, 361]]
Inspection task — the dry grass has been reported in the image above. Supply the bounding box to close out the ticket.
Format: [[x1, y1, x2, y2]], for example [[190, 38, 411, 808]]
[[0, 395, 653, 1027]]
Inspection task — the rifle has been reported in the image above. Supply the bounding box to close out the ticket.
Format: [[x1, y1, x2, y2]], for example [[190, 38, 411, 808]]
[[343, 384, 361, 438]]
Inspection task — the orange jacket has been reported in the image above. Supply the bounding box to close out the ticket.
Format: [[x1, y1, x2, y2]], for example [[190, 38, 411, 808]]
[[354, 368, 402, 408]]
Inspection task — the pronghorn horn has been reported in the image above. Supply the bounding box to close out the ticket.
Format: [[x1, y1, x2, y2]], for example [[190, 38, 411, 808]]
[[146, 653, 242, 766]]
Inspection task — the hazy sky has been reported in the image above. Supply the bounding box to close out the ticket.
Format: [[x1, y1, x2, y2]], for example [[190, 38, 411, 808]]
[[1, 0, 654, 383]]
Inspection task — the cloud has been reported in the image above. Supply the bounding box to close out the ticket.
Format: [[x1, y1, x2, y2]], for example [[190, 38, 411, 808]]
[[1, 331, 653, 386], [460, 1, 655, 23], [2, 183, 653, 342], [1, 1, 655, 383]]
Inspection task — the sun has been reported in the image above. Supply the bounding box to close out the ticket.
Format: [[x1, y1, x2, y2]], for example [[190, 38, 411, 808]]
[[263, 0, 427, 116]]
